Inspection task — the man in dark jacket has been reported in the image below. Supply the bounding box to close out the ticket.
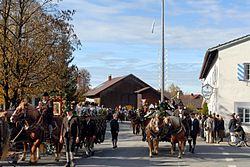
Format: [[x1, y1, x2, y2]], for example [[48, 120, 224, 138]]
[[60, 107, 79, 167], [41, 92, 54, 139], [110, 113, 119, 149], [83, 114, 96, 156], [228, 113, 237, 133], [188, 113, 200, 153]]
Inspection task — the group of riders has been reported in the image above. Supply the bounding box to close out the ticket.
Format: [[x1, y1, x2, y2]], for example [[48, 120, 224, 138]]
[[0, 92, 107, 167], [1, 93, 247, 166], [127, 100, 202, 158]]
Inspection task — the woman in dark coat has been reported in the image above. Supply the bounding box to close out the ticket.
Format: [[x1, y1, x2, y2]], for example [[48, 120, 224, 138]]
[[110, 113, 119, 149]]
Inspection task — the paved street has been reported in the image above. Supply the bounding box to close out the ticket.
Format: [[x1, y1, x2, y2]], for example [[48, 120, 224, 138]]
[[1, 122, 250, 167]]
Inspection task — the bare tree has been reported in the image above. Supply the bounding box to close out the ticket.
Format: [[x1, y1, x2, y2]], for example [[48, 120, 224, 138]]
[[167, 83, 183, 99], [76, 68, 91, 100]]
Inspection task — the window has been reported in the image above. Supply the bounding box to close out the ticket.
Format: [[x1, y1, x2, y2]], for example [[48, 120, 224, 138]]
[[245, 63, 250, 80], [237, 107, 250, 123]]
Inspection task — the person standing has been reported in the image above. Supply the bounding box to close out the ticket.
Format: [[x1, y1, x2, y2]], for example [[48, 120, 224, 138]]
[[228, 113, 237, 133], [110, 113, 119, 149], [60, 107, 79, 167], [217, 115, 225, 143], [205, 115, 215, 143], [188, 113, 200, 153], [82, 114, 96, 157], [173, 105, 185, 119]]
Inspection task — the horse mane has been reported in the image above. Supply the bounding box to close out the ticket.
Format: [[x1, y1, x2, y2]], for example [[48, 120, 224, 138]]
[[165, 116, 181, 128], [18, 101, 35, 111]]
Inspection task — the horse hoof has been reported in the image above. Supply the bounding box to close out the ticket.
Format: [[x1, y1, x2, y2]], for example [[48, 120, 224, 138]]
[[19, 157, 25, 161], [178, 156, 182, 159], [55, 158, 59, 162], [29, 161, 37, 164]]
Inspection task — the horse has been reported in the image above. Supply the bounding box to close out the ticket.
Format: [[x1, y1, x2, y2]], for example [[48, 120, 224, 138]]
[[163, 116, 187, 159], [128, 110, 141, 135], [10, 101, 63, 163], [0, 113, 10, 161], [145, 112, 164, 157]]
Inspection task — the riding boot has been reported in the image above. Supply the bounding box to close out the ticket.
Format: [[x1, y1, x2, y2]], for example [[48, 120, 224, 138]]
[[191, 145, 195, 153], [114, 139, 117, 148], [49, 124, 53, 140], [65, 152, 70, 167], [189, 146, 192, 152]]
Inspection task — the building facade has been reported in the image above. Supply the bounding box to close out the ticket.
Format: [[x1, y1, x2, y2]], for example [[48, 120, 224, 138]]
[[85, 74, 163, 109], [200, 35, 250, 133]]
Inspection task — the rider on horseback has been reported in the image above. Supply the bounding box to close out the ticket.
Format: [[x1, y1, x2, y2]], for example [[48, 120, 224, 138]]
[[41, 92, 54, 139]]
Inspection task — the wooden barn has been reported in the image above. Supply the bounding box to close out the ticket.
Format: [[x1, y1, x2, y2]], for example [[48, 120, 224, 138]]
[[84, 74, 163, 109]]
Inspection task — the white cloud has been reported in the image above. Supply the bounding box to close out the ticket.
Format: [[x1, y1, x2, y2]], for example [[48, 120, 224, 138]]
[[58, 0, 250, 93]]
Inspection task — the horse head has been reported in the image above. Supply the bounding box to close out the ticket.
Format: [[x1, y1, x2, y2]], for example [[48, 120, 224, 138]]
[[164, 116, 181, 128], [10, 101, 38, 126], [149, 112, 163, 133]]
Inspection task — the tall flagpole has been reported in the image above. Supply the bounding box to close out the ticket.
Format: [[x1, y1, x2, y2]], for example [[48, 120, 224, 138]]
[[161, 0, 165, 102]]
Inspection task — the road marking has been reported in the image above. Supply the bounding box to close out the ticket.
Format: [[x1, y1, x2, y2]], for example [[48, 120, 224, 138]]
[[222, 152, 230, 155], [228, 165, 237, 167], [225, 158, 234, 162]]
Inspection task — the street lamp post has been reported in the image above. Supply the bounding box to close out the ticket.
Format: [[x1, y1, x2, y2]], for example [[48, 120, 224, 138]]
[[161, 0, 165, 102]]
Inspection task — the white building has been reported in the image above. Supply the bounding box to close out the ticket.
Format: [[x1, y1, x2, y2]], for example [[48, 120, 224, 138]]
[[199, 35, 250, 133]]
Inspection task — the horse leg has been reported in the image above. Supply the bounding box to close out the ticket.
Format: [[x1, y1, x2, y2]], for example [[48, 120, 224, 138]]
[[54, 141, 60, 162], [170, 140, 175, 155], [153, 139, 159, 155], [37, 146, 40, 159], [132, 125, 135, 134], [177, 142, 182, 159], [30, 139, 40, 163], [146, 132, 153, 157], [148, 139, 153, 157], [19, 142, 27, 161]]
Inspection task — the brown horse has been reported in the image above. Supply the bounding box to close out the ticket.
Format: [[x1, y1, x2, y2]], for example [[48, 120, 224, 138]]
[[128, 111, 141, 135], [10, 101, 63, 163], [0, 113, 10, 161], [145, 112, 164, 157], [163, 116, 187, 158]]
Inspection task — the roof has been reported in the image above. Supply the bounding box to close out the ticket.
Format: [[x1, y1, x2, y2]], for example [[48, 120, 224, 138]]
[[84, 76, 126, 97], [199, 35, 250, 79], [180, 94, 203, 109], [84, 74, 154, 97]]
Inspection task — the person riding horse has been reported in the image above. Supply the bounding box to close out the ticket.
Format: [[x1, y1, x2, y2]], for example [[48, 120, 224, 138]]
[[173, 105, 190, 138], [41, 92, 54, 139]]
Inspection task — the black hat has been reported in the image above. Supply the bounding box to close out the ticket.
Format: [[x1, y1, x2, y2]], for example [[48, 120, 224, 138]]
[[43, 92, 49, 96]]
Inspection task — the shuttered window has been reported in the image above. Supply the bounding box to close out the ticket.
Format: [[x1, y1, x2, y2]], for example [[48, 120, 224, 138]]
[[246, 63, 250, 80]]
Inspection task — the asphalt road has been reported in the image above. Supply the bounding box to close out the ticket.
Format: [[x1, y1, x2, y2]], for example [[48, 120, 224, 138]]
[[1, 121, 250, 167]]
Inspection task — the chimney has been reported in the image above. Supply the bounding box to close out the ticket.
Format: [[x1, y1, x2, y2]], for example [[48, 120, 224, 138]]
[[108, 75, 112, 81]]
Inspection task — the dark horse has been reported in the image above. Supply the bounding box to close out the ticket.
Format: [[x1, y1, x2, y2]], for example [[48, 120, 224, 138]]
[[10, 101, 63, 163], [128, 110, 141, 135]]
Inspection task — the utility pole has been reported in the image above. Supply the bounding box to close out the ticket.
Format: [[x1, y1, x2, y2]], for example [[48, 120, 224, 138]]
[[161, 0, 165, 102]]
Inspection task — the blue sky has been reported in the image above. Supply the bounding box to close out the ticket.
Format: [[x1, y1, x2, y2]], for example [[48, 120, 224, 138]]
[[57, 0, 250, 94]]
